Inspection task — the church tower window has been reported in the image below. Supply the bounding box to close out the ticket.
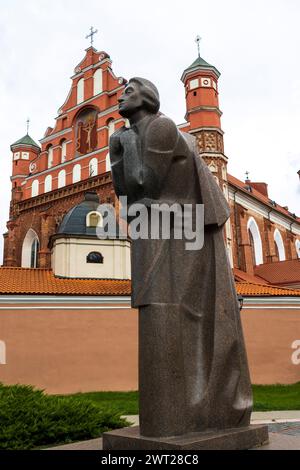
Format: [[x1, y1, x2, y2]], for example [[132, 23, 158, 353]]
[[86, 252, 104, 264], [47, 145, 53, 168], [93, 68, 103, 95], [296, 240, 300, 258], [77, 78, 84, 104], [61, 139, 67, 163]]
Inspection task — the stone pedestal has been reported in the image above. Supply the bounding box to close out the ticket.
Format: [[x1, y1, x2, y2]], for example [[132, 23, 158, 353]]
[[103, 425, 269, 450]]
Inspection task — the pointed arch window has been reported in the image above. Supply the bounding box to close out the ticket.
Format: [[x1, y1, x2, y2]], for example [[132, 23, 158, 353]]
[[296, 240, 300, 258], [21, 229, 40, 268], [247, 217, 263, 266], [274, 229, 286, 261]]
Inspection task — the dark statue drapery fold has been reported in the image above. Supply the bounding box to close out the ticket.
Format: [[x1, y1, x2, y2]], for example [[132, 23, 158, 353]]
[[110, 78, 253, 438]]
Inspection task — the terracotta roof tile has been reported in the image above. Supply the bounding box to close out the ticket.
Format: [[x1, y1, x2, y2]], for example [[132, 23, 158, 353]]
[[0, 267, 131, 296], [0, 267, 299, 298], [236, 281, 300, 297], [228, 174, 300, 223], [254, 259, 300, 285], [234, 268, 269, 285]]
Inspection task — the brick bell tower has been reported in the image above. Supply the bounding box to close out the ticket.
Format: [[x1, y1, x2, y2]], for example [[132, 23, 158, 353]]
[[4, 131, 40, 267], [181, 39, 233, 265]]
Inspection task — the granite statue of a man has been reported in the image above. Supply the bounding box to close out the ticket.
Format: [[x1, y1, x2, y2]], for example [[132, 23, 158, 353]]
[[109, 78, 253, 438]]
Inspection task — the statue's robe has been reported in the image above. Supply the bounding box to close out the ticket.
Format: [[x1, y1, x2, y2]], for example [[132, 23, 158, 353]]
[[110, 114, 253, 438]]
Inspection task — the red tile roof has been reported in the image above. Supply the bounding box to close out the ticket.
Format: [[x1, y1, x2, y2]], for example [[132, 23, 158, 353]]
[[0, 268, 131, 296], [228, 174, 300, 223], [234, 268, 269, 285], [254, 259, 300, 285], [0, 267, 299, 298], [236, 281, 300, 297]]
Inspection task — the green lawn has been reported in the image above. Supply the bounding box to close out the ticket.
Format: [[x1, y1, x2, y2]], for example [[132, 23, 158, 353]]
[[253, 383, 300, 411], [65, 383, 300, 414]]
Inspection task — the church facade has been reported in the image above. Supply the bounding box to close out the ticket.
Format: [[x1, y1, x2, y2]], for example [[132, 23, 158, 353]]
[[1, 45, 300, 392], [3, 46, 300, 277]]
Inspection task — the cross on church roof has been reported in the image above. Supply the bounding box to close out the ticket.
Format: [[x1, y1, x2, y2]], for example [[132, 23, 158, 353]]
[[245, 171, 250, 181], [86, 26, 98, 46], [26, 118, 30, 135], [195, 35, 202, 58]]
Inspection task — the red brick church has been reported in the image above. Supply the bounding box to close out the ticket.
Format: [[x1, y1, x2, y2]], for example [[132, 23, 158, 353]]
[[1, 42, 300, 392], [3, 45, 300, 279]]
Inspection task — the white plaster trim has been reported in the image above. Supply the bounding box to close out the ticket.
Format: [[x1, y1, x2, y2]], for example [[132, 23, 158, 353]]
[[190, 127, 225, 135], [177, 122, 190, 129], [98, 105, 119, 118], [24, 147, 109, 181], [0, 295, 131, 304], [243, 306, 300, 310], [243, 297, 300, 305], [40, 128, 72, 144], [228, 187, 300, 234], [0, 306, 132, 310]]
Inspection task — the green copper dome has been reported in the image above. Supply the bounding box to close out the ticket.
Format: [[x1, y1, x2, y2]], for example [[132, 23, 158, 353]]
[[11, 134, 40, 150]]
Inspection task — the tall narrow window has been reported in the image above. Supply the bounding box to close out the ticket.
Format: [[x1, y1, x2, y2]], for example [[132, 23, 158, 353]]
[[93, 68, 103, 95], [30, 238, 39, 268], [89, 158, 98, 177], [105, 153, 111, 172], [44, 174, 52, 192], [0, 341, 6, 365], [296, 240, 300, 258], [107, 119, 115, 138], [21, 229, 40, 268], [73, 164, 81, 183], [247, 217, 263, 266], [77, 78, 84, 104], [61, 140, 67, 163], [58, 169, 66, 188], [274, 229, 286, 261], [31, 180, 39, 197], [47, 146, 54, 168]]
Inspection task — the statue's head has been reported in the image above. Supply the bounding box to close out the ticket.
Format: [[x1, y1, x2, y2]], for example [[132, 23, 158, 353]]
[[118, 77, 160, 118]]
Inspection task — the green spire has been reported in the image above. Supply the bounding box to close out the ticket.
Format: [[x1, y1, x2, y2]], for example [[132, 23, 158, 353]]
[[184, 56, 220, 77], [11, 134, 40, 150]]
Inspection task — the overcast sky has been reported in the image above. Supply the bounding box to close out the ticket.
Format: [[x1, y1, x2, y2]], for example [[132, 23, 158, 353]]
[[0, 0, 299, 263]]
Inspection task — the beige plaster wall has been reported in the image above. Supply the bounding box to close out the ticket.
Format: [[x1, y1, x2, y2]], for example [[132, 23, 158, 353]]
[[0, 306, 138, 394]]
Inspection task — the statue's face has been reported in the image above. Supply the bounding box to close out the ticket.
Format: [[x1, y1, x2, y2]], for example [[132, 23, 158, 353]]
[[118, 82, 143, 118]]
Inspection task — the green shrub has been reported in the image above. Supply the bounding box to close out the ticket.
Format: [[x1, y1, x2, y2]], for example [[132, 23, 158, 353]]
[[0, 383, 128, 450]]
